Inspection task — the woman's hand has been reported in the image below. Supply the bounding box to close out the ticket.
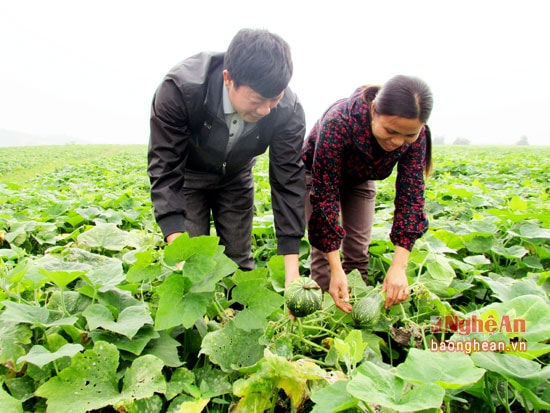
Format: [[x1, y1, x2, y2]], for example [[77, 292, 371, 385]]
[[325, 250, 352, 313], [382, 246, 411, 308], [382, 266, 410, 308], [328, 267, 353, 313]]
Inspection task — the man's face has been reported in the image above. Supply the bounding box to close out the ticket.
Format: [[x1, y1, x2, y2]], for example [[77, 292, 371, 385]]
[[223, 70, 284, 123]]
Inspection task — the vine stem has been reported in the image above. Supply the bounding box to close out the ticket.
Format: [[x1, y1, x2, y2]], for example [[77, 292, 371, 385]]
[[212, 294, 229, 322]]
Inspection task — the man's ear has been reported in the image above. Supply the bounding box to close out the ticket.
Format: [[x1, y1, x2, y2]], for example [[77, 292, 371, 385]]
[[223, 70, 232, 88]]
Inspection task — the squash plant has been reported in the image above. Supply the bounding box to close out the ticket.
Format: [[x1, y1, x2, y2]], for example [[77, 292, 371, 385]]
[[0, 144, 549, 412]]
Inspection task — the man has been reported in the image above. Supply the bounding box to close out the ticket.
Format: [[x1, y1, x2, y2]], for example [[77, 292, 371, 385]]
[[147, 28, 306, 286]]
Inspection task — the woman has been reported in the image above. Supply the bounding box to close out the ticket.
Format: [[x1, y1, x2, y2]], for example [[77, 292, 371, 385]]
[[303, 75, 433, 313]]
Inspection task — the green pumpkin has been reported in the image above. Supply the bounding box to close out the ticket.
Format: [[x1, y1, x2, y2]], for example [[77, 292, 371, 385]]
[[351, 293, 384, 329], [284, 277, 323, 317]]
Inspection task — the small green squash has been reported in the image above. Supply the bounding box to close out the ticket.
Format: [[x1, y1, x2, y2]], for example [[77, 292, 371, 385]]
[[284, 277, 322, 317], [351, 293, 384, 329]]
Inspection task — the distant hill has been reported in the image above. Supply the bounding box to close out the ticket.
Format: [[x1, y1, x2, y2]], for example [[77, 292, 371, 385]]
[[0, 129, 90, 147]]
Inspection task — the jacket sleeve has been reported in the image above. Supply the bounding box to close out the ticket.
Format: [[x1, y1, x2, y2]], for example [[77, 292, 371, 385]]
[[147, 79, 190, 239], [268, 96, 307, 255], [307, 115, 347, 253], [390, 126, 430, 250]]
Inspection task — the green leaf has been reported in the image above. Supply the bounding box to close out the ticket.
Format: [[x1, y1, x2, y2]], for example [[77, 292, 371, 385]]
[[310, 379, 358, 412], [155, 273, 213, 330], [182, 254, 217, 284], [35, 341, 123, 412], [463, 235, 494, 254], [475, 274, 549, 302], [1, 301, 78, 328], [120, 394, 164, 413], [144, 331, 183, 367], [462, 294, 550, 343], [333, 330, 367, 371], [471, 351, 550, 389], [231, 276, 284, 332], [17, 343, 83, 368], [0, 387, 23, 413], [491, 244, 528, 259], [200, 320, 265, 372], [165, 367, 199, 401], [267, 254, 286, 292], [83, 303, 153, 339], [126, 250, 162, 283], [38, 260, 90, 289], [163, 233, 220, 266], [77, 223, 132, 251], [347, 361, 445, 411], [83, 261, 126, 291], [395, 348, 485, 390], [0, 321, 33, 370], [117, 354, 167, 404], [89, 326, 159, 355], [508, 195, 528, 211], [35, 341, 166, 413]]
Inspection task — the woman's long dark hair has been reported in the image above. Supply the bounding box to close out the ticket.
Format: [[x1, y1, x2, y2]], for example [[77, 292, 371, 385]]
[[362, 75, 434, 176]]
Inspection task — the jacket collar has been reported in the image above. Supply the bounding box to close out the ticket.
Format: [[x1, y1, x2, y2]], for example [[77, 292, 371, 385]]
[[204, 67, 225, 120]]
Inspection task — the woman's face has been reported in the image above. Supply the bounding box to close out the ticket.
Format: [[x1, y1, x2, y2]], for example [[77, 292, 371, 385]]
[[370, 107, 424, 152]]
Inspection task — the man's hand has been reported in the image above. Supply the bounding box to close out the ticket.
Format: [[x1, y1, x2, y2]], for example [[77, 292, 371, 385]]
[[166, 232, 183, 244], [166, 232, 185, 269]]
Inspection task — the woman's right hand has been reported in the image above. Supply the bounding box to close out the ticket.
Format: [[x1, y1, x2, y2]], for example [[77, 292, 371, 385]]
[[328, 267, 352, 313]]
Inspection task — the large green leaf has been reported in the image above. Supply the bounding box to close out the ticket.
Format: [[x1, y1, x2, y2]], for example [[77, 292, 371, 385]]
[[0, 301, 77, 328], [35, 341, 166, 413], [395, 348, 485, 390], [231, 269, 284, 331], [346, 361, 445, 411], [163, 233, 220, 266], [471, 352, 550, 388], [462, 294, 550, 343], [471, 352, 550, 410], [77, 223, 135, 251], [89, 325, 159, 355], [144, 331, 183, 367], [155, 272, 213, 330], [38, 259, 90, 289], [17, 343, 83, 368], [0, 321, 33, 370], [200, 320, 265, 372], [475, 273, 549, 303], [0, 387, 23, 413], [310, 379, 358, 412], [83, 303, 153, 339]]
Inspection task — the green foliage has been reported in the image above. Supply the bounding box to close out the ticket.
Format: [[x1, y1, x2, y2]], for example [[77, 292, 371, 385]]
[[0, 145, 548, 412]]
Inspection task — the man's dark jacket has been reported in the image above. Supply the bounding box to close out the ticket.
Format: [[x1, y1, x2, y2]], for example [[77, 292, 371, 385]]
[[148, 52, 307, 255]]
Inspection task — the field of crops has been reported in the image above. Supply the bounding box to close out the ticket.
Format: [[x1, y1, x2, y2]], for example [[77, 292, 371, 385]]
[[0, 144, 549, 413]]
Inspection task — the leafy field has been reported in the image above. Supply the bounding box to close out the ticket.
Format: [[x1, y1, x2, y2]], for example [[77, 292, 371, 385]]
[[0, 144, 549, 413]]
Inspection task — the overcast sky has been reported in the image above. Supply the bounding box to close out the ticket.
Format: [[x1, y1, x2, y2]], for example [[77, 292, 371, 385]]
[[1, 0, 548, 145]]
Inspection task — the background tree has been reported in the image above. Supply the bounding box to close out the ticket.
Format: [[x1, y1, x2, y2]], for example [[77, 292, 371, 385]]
[[453, 137, 470, 145], [516, 135, 529, 145]]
